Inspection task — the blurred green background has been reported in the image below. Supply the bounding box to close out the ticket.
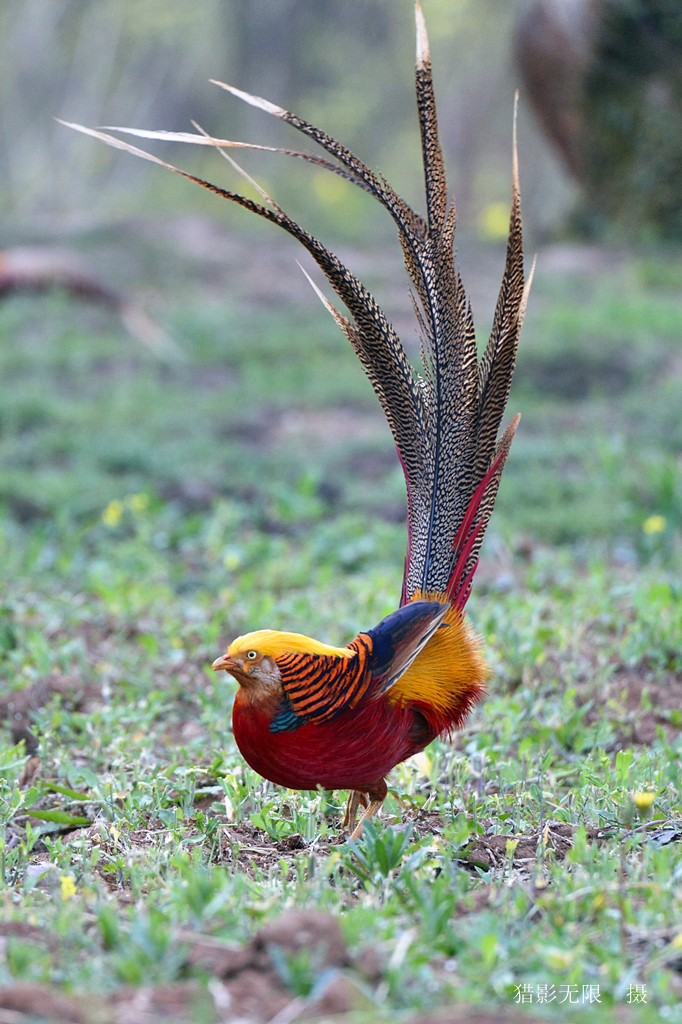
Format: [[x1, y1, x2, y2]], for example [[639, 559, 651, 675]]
[[1, 0, 680, 564], [1, 0, 573, 241]]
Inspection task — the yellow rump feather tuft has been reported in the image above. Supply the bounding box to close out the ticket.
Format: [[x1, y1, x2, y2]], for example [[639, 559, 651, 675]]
[[388, 593, 489, 716]]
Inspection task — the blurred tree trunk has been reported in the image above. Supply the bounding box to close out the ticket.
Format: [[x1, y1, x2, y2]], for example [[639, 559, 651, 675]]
[[517, 0, 682, 239]]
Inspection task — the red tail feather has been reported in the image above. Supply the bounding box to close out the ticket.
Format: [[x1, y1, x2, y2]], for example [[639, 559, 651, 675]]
[[445, 448, 507, 608]]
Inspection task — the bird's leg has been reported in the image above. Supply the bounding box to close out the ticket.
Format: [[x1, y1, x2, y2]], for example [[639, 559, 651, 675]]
[[342, 790, 368, 833], [348, 799, 384, 841], [347, 780, 388, 841]]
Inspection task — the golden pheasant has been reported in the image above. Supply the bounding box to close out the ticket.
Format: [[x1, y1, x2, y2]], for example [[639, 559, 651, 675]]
[[64, 4, 529, 838]]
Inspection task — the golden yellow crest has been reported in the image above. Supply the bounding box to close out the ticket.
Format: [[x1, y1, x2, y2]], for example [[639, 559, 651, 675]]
[[227, 629, 353, 661]]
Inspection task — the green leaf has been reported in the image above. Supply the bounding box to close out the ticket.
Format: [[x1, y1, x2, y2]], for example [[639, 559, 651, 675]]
[[44, 782, 91, 801], [27, 809, 91, 826]]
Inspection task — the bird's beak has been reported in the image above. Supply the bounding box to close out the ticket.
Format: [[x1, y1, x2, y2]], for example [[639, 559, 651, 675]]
[[212, 654, 235, 672]]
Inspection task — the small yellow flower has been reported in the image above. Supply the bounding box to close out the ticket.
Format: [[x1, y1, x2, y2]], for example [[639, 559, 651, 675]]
[[505, 838, 519, 861], [101, 499, 124, 528], [313, 172, 347, 206], [479, 201, 511, 241], [633, 791, 655, 812], [409, 751, 431, 777], [127, 492, 149, 513], [60, 874, 77, 901], [642, 515, 666, 535], [545, 948, 573, 971], [592, 892, 607, 911], [171, 636, 184, 649]]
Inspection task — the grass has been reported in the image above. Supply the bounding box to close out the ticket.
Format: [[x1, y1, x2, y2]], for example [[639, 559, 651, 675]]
[[1, 229, 681, 1023]]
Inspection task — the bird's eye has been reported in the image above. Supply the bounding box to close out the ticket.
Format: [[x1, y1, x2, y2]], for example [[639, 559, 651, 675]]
[[246, 650, 258, 660]]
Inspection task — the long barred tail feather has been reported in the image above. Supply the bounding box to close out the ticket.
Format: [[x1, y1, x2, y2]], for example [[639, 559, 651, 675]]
[[61, 0, 527, 611]]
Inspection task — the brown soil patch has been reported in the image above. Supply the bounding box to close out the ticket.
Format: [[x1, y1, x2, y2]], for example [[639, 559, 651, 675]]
[[591, 668, 682, 746], [460, 821, 606, 873], [0, 675, 101, 753]]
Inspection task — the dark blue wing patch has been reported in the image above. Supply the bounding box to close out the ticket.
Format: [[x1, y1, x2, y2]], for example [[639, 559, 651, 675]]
[[368, 599, 448, 690]]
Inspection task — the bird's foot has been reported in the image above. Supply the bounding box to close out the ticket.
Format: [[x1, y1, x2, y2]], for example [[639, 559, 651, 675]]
[[342, 781, 388, 840], [348, 799, 385, 840], [342, 790, 368, 833]]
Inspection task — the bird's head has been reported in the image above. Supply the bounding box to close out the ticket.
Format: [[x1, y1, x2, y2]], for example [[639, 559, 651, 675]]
[[211, 630, 285, 694], [212, 629, 350, 695]]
